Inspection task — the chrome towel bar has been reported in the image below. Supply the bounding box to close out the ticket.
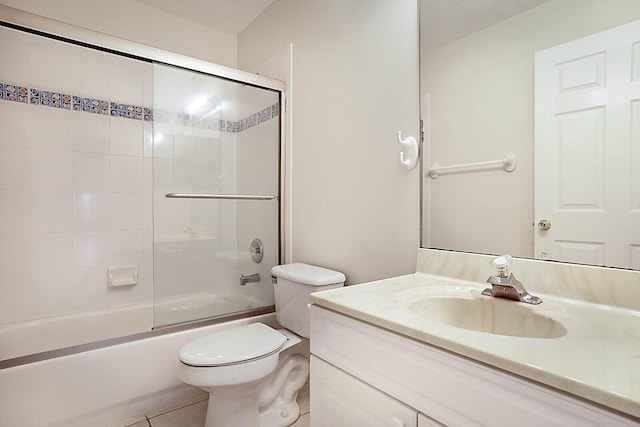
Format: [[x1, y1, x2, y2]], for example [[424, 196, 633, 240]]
[[165, 193, 277, 201]]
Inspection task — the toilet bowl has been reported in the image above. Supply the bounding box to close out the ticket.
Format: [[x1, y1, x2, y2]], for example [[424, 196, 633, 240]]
[[177, 263, 345, 427]]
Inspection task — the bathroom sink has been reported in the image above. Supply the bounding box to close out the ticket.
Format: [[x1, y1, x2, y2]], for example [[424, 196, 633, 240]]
[[407, 295, 567, 339]]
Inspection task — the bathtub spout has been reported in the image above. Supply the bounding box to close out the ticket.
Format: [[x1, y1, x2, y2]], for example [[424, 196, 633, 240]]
[[240, 273, 260, 286]]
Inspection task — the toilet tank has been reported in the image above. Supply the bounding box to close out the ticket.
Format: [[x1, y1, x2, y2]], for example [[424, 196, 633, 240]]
[[271, 263, 345, 338]]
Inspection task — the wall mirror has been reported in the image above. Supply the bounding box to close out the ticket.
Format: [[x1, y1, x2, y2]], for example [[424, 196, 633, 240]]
[[420, 0, 640, 270]]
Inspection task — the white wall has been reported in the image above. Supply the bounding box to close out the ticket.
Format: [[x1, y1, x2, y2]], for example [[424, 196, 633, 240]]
[[0, 0, 237, 67], [0, 26, 153, 336], [238, 0, 421, 285], [422, 0, 640, 257]]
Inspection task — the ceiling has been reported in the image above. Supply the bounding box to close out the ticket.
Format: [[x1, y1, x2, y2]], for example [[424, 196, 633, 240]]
[[132, 0, 276, 34], [133, 0, 550, 48], [420, 0, 550, 51]]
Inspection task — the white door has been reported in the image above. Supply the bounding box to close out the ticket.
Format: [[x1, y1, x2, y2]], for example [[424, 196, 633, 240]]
[[535, 19, 640, 269]]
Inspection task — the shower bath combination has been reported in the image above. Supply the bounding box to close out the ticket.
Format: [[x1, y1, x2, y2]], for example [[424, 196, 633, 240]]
[[0, 16, 284, 363]]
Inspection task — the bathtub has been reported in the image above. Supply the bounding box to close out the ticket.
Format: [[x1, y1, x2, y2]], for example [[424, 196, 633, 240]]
[[0, 292, 271, 361], [0, 312, 280, 427], [0, 303, 153, 361]]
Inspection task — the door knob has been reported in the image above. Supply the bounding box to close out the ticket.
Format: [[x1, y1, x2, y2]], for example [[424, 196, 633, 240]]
[[538, 219, 551, 230]]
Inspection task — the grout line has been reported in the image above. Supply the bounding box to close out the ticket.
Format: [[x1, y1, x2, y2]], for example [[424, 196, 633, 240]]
[[145, 416, 152, 427], [145, 393, 208, 419]]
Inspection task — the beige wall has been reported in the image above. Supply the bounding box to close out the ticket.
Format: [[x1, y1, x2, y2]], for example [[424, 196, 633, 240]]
[[422, 0, 640, 258], [238, 0, 421, 285], [0, 0, 237, 66]]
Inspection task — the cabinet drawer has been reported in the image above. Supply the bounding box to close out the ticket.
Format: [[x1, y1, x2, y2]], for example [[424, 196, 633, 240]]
[[311, 355, 418, 427]]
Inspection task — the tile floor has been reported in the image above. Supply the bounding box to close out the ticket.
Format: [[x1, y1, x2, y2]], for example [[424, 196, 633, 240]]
[[124, 382, 310, 427]]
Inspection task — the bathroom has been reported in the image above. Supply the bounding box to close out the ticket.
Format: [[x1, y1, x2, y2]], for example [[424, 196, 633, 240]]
[[1, 0, 639, 426]]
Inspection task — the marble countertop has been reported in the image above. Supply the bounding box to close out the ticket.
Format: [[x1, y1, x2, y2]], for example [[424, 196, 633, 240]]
[[309, 272, 640, 421]]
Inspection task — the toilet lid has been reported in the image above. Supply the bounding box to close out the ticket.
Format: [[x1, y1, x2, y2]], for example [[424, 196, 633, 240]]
[[179, 323, 287, 367]]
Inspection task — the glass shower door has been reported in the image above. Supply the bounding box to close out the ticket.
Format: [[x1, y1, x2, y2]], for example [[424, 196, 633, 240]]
[[152, 63, 280, 328]]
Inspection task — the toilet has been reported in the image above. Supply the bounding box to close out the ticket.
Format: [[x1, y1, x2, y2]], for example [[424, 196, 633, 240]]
[[177, 263, 345, 427]]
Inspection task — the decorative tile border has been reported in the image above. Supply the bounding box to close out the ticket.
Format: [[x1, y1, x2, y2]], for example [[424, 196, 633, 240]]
[[0, 80, 279, 132], [0, 80, 152, 121], [152, 103, 279, 133]]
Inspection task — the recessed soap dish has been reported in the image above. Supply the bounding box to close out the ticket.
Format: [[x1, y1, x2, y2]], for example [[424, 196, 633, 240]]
[[108, 266, 138, 287]]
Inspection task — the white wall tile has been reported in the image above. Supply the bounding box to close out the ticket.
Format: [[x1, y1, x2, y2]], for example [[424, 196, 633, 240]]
[[71, 46, 110, 100], [110, 193, 144, 230], [73, 231, 109, 272], [29, 148, 73, 191], [29, 36, 72, 93], [73, 192, 109, 232], [72, 112, 110, 154], [30, 273, 76, 317], [0, 273, 29, 324], [0, 145, 30, 189], [110, 230, 143, 267], [143, 157, 153, 194], [30, 232, 73, 275], [72, 270, 109, 311], [0, 102, 29, 147], [151, 124, 174, 159], [144, 121, 153, 158], [0, 27, 30, 86], [153, 157, 174, 195], [28, 107, 72, 150], [0, 190, 30, 234], [0, 234, 30, 279], [143, 193, 153, 230], [0, 26, 153, 329], [110, 155, 143, 193], [30, 191, 73, 233], [72, 152, 110, 193], [110, 116, 143, 156], [110, 56, 148, 106]]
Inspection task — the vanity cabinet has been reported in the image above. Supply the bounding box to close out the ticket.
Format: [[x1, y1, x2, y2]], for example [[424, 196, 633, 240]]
[[312, 355, 445, 426], [309, 305, 638, 427], [311, 356, 418, 426]]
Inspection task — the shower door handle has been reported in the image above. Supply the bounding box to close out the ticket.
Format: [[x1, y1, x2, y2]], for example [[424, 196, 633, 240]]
[[166, 193, 277, 201]]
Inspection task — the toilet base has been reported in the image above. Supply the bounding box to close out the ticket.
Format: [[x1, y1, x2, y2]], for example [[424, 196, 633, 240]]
[[204, 384, 262, 427], [259, 399, 301, 427], [200, 353, 309, 427], [202, 392, 301, 427]]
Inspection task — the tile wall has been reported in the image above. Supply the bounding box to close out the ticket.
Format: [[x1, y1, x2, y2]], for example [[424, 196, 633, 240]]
[[0, 25, 153, 325], [0, 25, 282, 331]]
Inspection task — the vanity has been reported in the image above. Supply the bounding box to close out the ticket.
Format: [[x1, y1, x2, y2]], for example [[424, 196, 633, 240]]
[[308, 249, 640, 426]]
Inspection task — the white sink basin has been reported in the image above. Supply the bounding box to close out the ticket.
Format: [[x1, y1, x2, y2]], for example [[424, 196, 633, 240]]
[[396, 286, 567, 339]]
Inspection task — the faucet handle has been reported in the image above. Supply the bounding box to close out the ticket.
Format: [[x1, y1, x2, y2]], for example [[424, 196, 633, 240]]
[[490, 255, 513, 278]]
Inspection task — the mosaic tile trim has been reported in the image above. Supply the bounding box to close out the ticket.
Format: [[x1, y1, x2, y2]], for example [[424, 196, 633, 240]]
[[0, 81, 279, 132], [153, 103, 280, 133], [0, 80, 152, 121]]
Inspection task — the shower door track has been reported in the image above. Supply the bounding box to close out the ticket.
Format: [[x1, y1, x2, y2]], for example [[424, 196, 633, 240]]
[[166, 193, 278, 201]]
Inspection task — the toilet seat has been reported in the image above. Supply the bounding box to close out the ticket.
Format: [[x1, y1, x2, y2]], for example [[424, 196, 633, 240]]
[[179, 323, 287, 367]]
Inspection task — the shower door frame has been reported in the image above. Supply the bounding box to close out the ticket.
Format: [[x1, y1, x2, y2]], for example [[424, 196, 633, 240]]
[[0, 4, 287, 369]]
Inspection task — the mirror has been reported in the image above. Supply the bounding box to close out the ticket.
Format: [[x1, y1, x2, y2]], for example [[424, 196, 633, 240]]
[[420, 0, 640, 270]]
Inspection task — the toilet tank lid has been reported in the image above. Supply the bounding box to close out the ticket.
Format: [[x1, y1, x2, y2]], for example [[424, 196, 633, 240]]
[[179, 323, 286, 367], [271, 263, 346, 286]]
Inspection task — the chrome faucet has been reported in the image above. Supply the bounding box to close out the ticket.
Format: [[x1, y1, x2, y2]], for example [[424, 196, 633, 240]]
[[240, 273, 260, 286], [481, 255, 542, 305]]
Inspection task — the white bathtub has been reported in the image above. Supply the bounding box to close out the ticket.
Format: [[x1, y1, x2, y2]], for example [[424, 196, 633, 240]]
[[0, 312, 280, 427], [0, 303, 153, 361], [0, 292, 271, 361]]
